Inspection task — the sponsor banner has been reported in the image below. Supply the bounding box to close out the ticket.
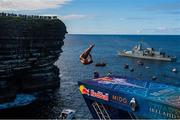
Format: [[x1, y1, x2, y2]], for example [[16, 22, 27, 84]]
[[111, 95, 128, 105], [94, 77, 144, 88], [79, 85, 109, 101], [148, 103, 180, 119]]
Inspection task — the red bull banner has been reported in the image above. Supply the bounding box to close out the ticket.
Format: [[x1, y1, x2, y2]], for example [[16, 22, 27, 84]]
[[79, 85, 109, 101]]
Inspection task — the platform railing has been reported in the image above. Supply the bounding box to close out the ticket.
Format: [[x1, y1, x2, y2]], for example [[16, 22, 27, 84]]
[[92, 102, 111, 120]]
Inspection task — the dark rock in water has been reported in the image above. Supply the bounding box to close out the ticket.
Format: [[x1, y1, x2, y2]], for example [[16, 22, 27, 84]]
[[0, 14, 67, 106]]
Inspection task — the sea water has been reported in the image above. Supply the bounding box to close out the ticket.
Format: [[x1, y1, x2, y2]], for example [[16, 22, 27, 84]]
[[57, 34, 180, 119], [0, 34, 179, 118]]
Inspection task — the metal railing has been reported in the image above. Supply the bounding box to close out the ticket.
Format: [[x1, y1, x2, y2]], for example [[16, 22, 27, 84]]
[[92, 102, 111, 120]]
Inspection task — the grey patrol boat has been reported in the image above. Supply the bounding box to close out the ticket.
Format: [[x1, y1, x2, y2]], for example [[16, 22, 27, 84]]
[[119, 44, 176, 62]]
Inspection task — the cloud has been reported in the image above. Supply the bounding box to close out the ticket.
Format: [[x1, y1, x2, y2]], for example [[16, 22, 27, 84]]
[[119, 17, 152, 21], [119, 18, 126, 21], [160, 3, 180, 11], [60, 14, 87, 20], [143, 2, 180, 15], [140, 1, 180, 15], [166, 11, 180, 15], [0, 0, 71, 11], [175, 18, 180, 21], [136, 30, 141, 34], [145, 3, 180, 11], [139, 27, 180, 34]]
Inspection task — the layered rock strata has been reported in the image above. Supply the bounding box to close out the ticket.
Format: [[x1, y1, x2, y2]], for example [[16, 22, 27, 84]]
[[0, 14, 67, 104]]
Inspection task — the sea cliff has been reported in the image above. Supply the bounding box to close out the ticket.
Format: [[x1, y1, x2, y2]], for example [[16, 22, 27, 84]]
[[0, 13, 67, 105]]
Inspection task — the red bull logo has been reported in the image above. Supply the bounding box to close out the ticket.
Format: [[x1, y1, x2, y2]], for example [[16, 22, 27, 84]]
[[79, 85, 109, 101], [79, 85, 90, 95], [90, 90, 109, 101]]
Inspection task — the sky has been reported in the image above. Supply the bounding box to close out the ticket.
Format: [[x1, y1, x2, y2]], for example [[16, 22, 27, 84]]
[[0, 0, 180, 35]]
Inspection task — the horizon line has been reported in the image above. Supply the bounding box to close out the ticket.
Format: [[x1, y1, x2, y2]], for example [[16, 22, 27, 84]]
[[68, 33, 180, 36]]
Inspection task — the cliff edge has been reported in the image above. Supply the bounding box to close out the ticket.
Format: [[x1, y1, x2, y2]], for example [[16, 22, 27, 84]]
[[0, 14, 67, 105]]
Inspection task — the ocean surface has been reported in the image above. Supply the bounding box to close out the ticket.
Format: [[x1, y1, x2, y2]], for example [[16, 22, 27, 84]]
[[0, 34, 180, 119]]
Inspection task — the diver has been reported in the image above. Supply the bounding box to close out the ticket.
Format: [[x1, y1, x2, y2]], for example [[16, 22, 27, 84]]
[[80, 44, 99, 79], [80, 44, 95, 65]]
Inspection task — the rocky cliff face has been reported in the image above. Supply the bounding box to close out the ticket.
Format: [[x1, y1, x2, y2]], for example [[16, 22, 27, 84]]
[[0, 15, 67, 104]]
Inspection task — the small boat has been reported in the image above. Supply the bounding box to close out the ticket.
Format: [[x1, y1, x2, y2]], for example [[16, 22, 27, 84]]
[[59, 109, 76, 119], [145, 66, 150, 69], [124, 64, 129, 69], [95, 63, 106, 67], [172, 68, 178, 73], [152, 76, 157, 80]]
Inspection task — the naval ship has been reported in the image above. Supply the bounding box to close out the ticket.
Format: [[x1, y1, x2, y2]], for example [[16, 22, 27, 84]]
[[78, 76, 180, 119], [119, 44, 176, 62]]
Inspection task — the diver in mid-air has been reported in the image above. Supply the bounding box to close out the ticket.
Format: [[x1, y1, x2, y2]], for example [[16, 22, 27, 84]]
[[80, 44, 95, 65], [80, 44, 106, 78]]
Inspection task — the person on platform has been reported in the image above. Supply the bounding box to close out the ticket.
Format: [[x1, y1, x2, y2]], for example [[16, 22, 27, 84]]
[[94, 71, 99, 79]]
